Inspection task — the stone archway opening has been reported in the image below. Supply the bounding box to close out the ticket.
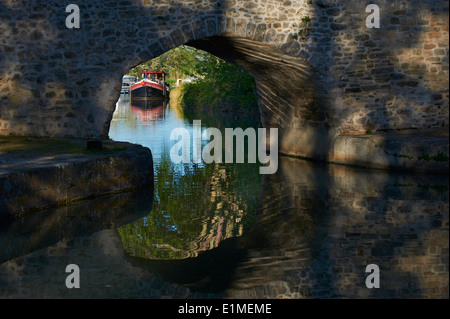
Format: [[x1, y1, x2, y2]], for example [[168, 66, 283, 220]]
[[187, 36, 330, 159], [107, 35, 329, 160], [113, 42, 261, 125]]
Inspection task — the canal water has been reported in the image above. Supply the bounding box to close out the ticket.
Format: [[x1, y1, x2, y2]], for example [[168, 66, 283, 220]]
[[0, 94, 448, 299]]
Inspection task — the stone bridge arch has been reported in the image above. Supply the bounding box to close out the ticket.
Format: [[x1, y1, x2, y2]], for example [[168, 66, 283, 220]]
[[0, 0, 448, 160]]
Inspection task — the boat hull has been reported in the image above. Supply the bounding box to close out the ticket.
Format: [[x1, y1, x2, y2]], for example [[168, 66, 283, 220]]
[[130, 81, 169, 99]]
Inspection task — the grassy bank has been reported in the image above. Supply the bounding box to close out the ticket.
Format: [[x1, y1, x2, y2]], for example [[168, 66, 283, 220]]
[[176, 65, 259, 116], [0, 137, 128, 163]]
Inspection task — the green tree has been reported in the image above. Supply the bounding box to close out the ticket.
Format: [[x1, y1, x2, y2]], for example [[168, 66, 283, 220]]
[[128, 46, 258, 114], [128, 46, 210, 80]]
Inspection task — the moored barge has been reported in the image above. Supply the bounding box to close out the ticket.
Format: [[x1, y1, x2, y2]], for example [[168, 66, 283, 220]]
[[130, 70, 170, 99]]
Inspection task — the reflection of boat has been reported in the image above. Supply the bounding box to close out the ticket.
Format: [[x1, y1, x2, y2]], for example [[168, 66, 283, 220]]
[[130, 70, 170, 99], [131, 98, 166, 109], [130, 98, 166, 122]]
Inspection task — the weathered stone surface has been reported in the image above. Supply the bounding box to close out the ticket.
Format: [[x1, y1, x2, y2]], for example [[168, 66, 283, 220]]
[[0, 141, 154, 217], [0, 0, 448, 164], [329, 128, 449, 172]]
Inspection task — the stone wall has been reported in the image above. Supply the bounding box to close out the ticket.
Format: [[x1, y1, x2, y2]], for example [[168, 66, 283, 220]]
[[0, 0, 448, 159], [0, 142, 153, 217]]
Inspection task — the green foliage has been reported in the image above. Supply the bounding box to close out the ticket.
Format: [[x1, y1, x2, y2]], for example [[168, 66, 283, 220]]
[[128, 45, 210, 81], [129, 46, 259, 115], [398, 154, 415, 160], [418, 154, 431, 161], [292, 15, 313, 41], [301, 16, 312, 24], [0, 137, 127, 158], [419, 152, 449, 162], [306, 0, 326, 8], [179, 58, 258, 114], [118, 153, 261, 260], [432, 151, 449, 162]]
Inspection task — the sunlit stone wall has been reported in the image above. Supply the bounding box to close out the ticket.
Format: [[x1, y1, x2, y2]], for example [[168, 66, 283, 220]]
[[0, 0, 448, 158]]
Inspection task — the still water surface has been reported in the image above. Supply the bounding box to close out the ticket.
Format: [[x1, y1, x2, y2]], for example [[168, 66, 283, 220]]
[[0, 95, 448, 298]]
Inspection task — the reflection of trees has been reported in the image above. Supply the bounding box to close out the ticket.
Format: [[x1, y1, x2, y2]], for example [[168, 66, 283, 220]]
[[118, 153, 260, 260]]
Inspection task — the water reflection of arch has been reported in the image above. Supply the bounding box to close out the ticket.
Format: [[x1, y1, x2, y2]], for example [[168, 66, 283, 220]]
[[130, 98, 167, 122], [120, 157, 449, 298], [0, 187, 154, 265], [118, 163, 252, 261]]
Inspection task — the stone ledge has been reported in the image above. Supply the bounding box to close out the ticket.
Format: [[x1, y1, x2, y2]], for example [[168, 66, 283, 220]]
[[329, 128, 449, 173], [0, 139, 154, 218]]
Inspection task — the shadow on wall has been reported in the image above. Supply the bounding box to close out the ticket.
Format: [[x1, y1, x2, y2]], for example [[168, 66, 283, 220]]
[[322, 0, 449, 133]]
